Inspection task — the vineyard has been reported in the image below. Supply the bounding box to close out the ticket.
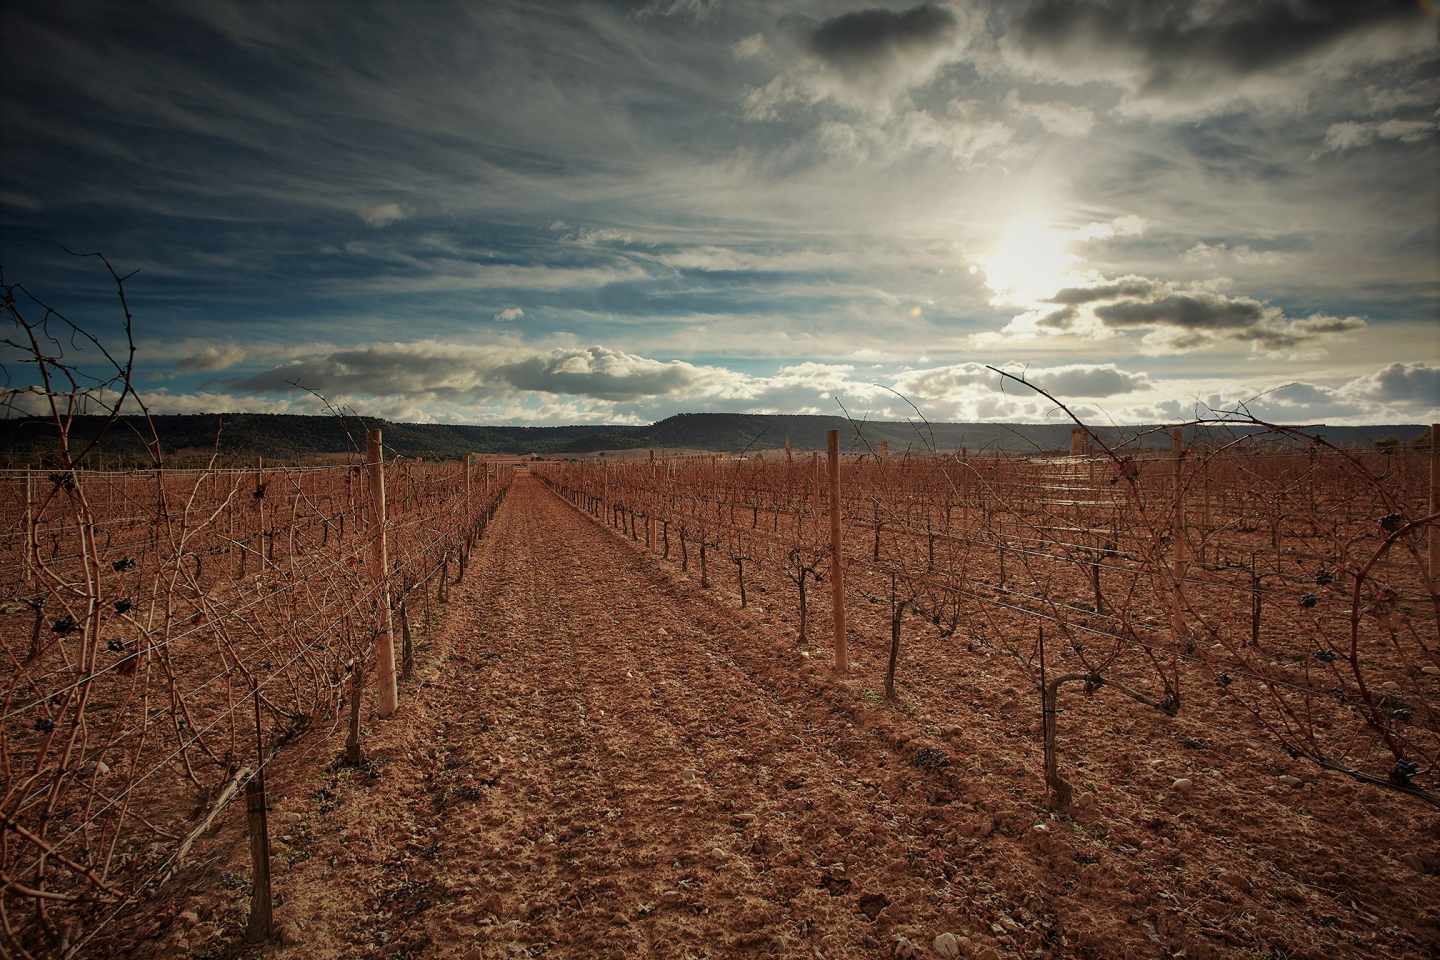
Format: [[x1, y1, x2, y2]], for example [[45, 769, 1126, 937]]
[[0, 420, 1436, 957], [2, 266, 1437, 959], [537, 418, 1440, 815], [0, 441, 514, 957]]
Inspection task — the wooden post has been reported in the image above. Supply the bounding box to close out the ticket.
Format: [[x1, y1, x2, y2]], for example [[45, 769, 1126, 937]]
[[1200, 456, 1211, 567], [344, 660, 364, 764], [1091, 550, 1103, 614], [1070, 427, 1084, 457], [367, 430, 399, 718], [785, 436, 792, 464], [1430, 424, 1439, 586], [244, 774, 274, 942], [464, 453, 472, 504], [827, 430, 848, 673], [400, 594, 414, 679], [245, 689, 274, 943], [22, 466, 32, 587], [1172, 428, 1187, 583], [1250, 552, 1261, 647], [256, 457, 266, 574]]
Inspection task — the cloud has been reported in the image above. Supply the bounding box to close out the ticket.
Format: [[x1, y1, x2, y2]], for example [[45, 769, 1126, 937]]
[[342, 260, 649, 293], [0, 191, 41, 210], [1048, 277, 1161, 305], [894, 361, 1150, 402], [632, 0, 721, 21], [1095, 293, 1265, 331], [1003, 90, 1095, 137], [1319, 117, 1437, 154], [493, 307, 525, 322], [806, 3, 960, 75], [1342, 362, 1440, 406], [809, 103, 1013, 165], [175, 343, 249, 372], [742, 2, 978, 118], [1364, 77, 1440, 114], [494, 347, 718, 401], [1023, 276, 1368, 354], [999, 0, 1434, 116], [357, 203, 408, 227], [1028, 363, 1152, 398], [1183, 242, 1293, 267], [733, 33, 767, 59], [229, 340, 748, 406], [1076, 214, 1147, 241]]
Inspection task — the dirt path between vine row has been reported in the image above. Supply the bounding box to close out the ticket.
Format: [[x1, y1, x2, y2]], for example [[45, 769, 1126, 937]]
[[146, 473, 1437, 960], [252, 472, 974, 960]]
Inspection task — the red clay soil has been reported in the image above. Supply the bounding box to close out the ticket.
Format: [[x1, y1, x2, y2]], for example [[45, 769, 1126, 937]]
[[135, 475, 1437, 960]]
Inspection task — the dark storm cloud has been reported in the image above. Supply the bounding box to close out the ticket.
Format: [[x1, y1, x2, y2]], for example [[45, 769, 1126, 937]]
[[1048, 278, 1162, 305], [1042, 281, 1370, 353], [1035, 305, 1077, 330], [1095, 294, 1265, 330], [806, 3, 959, 72], [1009, 0, 1426, 93]]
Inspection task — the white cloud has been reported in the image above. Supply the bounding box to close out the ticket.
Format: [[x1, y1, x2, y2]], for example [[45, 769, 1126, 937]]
[[175, 343, 249, 372], [1183, 242, 1293, 267], [1341, 362, 1440, 406], [494, 307, 525, 322], [895, 361, 1150, 403], [357, 202, 408, 227], [1319, 118, 1437, 154]]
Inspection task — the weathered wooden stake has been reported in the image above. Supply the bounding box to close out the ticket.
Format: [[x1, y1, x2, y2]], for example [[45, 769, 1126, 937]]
[[827, 430, 848, 673], [245, 688, 274, 943], [400, 596, 414, 680], [367, 429, 399, 718], [22, 468, 33, 586], [885, 571, 902, 701], [1172, 428, 1188, 583], [1250, 552, 1261, 647], [344, 660, 364, 765], [256, 457, 267, 574], [1091, 551, 1103, 613]]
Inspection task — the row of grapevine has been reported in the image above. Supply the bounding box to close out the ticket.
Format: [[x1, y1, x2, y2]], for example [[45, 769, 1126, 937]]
[[536, 420, 1438, 815], [0, 449, 514, 957]]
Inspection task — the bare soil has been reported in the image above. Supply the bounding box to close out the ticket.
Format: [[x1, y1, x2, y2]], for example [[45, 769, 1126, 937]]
[[133, 475, 1438, 960]]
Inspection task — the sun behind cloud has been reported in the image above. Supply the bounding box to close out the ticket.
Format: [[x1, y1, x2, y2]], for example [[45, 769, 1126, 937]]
[[976, 215, 1082, 307]]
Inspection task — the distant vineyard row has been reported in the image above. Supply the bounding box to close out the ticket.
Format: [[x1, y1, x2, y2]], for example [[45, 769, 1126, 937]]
[[537, 416, 1439, 818]]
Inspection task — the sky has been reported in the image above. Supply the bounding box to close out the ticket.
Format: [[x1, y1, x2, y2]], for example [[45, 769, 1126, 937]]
[[2, 0, 1437, 427]]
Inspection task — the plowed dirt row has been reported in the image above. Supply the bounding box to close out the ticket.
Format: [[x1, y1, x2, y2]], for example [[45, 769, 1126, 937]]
[[148, 474, 1436, 960], [253, 474, 979, 960]]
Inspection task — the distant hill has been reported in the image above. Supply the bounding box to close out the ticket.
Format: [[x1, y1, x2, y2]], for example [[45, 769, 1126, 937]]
[[0, 411, 1425, 465]]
